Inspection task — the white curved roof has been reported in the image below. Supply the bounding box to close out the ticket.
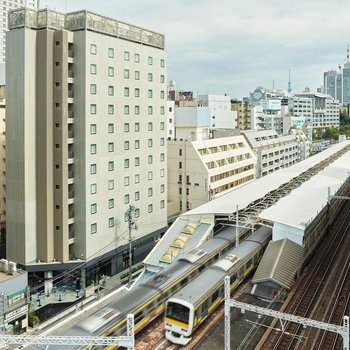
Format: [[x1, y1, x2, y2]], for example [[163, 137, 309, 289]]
[[258, 148, 350, 230]]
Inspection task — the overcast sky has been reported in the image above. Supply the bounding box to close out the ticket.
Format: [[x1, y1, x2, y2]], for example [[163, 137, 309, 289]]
[[41, 0, 350, 99]]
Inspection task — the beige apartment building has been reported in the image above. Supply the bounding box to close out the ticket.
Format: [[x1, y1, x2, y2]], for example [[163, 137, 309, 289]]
[[168, 136, 257, 214], [6, 8, 168, 281], [231, 99, 252, 131], [242, 129, 299, 178]]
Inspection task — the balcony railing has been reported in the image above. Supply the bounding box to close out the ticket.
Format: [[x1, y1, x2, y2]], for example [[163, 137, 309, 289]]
[[9, 8, 165, 50]]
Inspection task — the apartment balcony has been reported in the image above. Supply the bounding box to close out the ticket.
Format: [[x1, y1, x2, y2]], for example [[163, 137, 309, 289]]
[[68, 144, 74, 158], [68, 217, 75, 225], [68, 189, 74, 204]]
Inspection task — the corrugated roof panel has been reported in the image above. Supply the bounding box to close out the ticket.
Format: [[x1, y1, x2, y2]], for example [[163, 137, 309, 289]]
[[252, 238, 304, 290]]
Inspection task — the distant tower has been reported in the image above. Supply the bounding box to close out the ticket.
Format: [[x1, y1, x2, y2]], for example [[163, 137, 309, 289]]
[[288, 69, 292, 94]]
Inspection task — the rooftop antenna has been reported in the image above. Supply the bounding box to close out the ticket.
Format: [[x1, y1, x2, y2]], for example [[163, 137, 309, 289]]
[[272, 79, 275, 90], [288, 69, 292, 94], [347, 44, 349, 64]]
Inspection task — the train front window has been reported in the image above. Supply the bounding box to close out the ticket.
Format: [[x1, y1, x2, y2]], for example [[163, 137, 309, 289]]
[[166, 302, 190, 324]]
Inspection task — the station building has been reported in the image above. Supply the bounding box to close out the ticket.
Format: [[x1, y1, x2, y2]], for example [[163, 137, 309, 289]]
[[0, 260, 28, 334], [140, 141, 350, 282]]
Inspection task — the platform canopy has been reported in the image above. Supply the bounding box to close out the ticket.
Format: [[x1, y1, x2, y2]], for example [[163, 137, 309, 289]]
[[258, 148, 350, 244]]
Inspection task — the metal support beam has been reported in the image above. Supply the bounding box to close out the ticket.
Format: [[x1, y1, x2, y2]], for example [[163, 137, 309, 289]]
[[328, 186, 350, 204], [235, 205, 239, 248], [224, 276, 349, 350], [224, 276, 231, 350], [127, 313, 135, 350], [0, 314, 135, 349]]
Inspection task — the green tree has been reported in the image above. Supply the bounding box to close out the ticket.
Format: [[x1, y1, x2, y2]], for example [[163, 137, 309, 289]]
[[323, 127, 339, 141], [28, 302, 40, 327], [340, 109, 350, 124]]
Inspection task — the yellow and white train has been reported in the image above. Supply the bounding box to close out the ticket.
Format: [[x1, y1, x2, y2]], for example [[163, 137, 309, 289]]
[[165, 226, 272, 345]]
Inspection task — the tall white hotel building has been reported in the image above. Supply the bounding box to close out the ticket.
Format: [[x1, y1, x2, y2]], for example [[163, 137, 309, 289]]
[[0, 0, 37, 63], [6, 8, 168, 283]]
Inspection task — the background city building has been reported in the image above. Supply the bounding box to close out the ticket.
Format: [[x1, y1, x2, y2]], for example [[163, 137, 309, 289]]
[[293, 91, 339, 129], [167, 136, 256, 214], [242, 129, 299, 178], [198, 94, 237, 129], [6, 8, 167, 284], [231, 99, 252, 131], [323, 48, 350, 105], [323, 69, 342, 102], [0, 0, 37, 83]]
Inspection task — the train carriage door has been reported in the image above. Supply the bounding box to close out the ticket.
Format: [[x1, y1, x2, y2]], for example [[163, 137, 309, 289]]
[[200, 298, 209, 318]]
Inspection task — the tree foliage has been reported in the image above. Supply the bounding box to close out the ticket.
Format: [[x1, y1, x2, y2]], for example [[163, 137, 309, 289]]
[[28, 302, 40, 327]]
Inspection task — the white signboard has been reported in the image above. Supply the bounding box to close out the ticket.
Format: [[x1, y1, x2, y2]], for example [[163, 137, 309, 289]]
[[5, 305, 28, 322]]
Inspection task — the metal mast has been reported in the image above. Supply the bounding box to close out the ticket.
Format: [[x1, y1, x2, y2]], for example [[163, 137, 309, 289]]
[[126, 205, 137, 283], [0, 314, 135, 349], [224, 276, 349, 350]]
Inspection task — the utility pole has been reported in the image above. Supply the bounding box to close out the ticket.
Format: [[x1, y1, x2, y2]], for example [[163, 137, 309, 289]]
[[126, 205, 137, 283], [235, 205, 239, 248]]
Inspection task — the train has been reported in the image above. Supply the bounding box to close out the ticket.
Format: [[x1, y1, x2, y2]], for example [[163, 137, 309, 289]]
[[164, 226, 272, 345], [56, 223, 254, 347]]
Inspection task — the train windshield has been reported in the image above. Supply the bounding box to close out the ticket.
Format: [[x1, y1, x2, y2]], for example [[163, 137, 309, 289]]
[[166, 302, 190, 324]]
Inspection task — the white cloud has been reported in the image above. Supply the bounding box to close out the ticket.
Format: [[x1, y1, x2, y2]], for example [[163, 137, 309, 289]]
[[42, 0, 350, 97]]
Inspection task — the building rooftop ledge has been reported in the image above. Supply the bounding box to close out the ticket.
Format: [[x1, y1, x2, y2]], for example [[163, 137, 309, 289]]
[[8, 8, 165, 50]]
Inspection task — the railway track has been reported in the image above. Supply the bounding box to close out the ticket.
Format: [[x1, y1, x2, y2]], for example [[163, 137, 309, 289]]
[[133, 276, 251, 350], [309, 242, 350, 350], [260, 201, 350, 350]]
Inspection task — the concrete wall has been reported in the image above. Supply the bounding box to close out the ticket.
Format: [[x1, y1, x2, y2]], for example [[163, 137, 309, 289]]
[[0, 86, 5, 226], [6, 29, 37, 265]]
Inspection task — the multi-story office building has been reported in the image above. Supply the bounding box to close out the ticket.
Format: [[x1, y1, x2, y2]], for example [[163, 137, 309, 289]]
[[343, 62, 350, 105], [198, 94, 237, 129], [231, 99, 252, 131], [323, 48, 350, 105], [324, 69, 342, 102], [168, 136, 256, 213], [0, 0, 37, 63], [0, 85, 5, 229], [242, 130, 299, 178], [293, 92, 339, 129], [6, 8, 168, 282]]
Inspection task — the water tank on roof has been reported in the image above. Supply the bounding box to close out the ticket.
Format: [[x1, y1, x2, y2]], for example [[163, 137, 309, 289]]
[[0, 258, 8, 273], [8, 261, 17, 276]]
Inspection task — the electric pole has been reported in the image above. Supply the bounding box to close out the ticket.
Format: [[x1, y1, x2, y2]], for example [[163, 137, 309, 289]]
[[126, 205, 137, 283]]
